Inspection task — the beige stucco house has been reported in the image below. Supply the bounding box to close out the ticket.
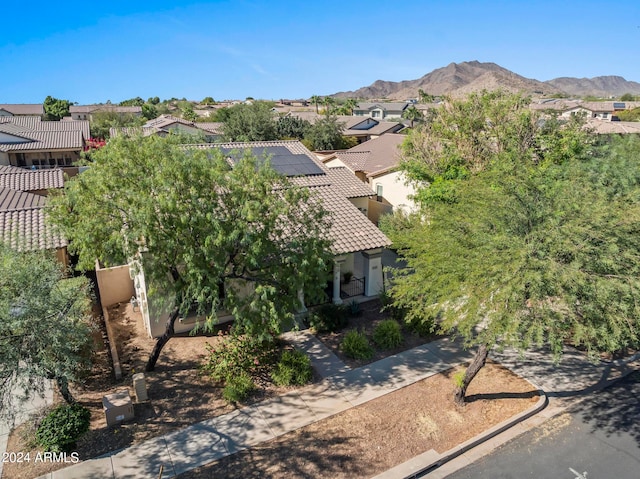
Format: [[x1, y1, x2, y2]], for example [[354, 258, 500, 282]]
[[0, 116, 89, 169], [110, 114, 223, 141], [322, 134, 417, 223], [126, 140, 391, 338], [69, 105, 143, 121]]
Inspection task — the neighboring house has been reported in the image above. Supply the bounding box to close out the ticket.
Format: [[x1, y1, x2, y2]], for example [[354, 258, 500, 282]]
[[353, 102, 410, 120], [284, 112, 404, 143], [0, 166, 68, 264], [0, 116, 89, 169], [69, 105, 143, 121], [0, 104, 45, 117], [110, 114, 223, 141], [129, 140, 391, 338], [322, 134, 417, 221]]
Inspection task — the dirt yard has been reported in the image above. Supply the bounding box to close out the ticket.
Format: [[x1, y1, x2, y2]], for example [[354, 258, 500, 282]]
[[315, 299, 441, 368], [5, 302, 539, 479], [180, 361, 540, 479]]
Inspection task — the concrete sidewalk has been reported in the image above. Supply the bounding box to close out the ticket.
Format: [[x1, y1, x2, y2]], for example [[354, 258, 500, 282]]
[[35, 336, 473, 479]]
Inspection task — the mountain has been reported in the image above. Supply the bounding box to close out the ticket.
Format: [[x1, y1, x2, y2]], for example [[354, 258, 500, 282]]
[[545, 76, 640, 97], [331, 61, 640, 99]]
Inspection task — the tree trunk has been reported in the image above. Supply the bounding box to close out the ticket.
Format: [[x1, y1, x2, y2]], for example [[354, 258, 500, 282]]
[[145, 308, 179, 372], [454, 343, 489, 406], [56, 376, 75, 404]]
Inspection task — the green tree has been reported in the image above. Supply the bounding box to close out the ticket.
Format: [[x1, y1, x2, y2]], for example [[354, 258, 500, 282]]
[[181, 103, 198, 122], [141, 103, 158, 120], [209, 107, 231, 122], [616, 107, 640, 122], [276, 116, 311, 140], [310, 95, 322, 114], [119, 97, 145, 107], [0, 245, 94, 415], [303, 115, 346, 150], [321, 96, 337, 115], [49, 135, 333, 371], [201, 96, 216, 105], [43, 96, 72, 121], [385, 91, 640, 405], [417, 89, 435, 103], [148, 96, 161, 105], [222, 101, 278, 141], [402, 105, 423, 127], [89, 110, 144, 140]]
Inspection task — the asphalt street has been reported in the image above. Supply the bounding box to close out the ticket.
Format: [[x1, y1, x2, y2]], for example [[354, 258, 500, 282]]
[[444, 371, 640, 479]]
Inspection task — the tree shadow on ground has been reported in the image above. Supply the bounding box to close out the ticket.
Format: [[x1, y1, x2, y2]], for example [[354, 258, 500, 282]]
[[574, 371, 640, 446], [179, 429, 368, 479], [465, 390, 540, 402]]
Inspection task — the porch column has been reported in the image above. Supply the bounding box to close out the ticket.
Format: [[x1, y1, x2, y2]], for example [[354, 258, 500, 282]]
[[362, 248, 384, 297], [332, 258, 345, 304], [297, 288, 307, 313]]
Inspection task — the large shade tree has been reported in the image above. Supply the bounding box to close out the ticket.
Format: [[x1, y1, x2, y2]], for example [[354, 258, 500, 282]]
[[0, 246, 94, 417], [49, 135, 333, 371], [383, 91, 640, 404]]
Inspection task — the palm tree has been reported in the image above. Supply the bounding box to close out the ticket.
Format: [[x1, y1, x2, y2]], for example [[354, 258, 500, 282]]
[[310, 95, 321, 114], [402, 105, 423, 128], [344, 98, 358, 115], [321, 96, 336, 115]]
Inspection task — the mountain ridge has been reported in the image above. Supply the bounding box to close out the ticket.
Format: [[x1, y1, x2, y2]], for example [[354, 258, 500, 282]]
[[331, 61, 640, 99]]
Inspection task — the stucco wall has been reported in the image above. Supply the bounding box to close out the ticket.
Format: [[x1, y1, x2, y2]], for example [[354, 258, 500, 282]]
[[95, 262, 135, 308], [369, 170, 417, 213]]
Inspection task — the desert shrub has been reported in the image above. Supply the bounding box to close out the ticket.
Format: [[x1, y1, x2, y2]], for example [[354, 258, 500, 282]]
[[271, 349, 313, 386], [308, 303, 349, 333], [36, 404, 91, 452], [223, 372, 255, 403], [349, 300, 362, 317], [203, 332, 278, 382], [373, 319, 403, 350], [341, 330, 374, 360]]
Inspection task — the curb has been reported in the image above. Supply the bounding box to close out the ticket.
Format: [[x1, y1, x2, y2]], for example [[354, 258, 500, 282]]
[[371, 380, 548, 479]]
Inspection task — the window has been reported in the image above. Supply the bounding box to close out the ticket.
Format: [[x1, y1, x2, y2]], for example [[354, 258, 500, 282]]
[[376, 184, 383, 202], [371, 110, 381, 118]]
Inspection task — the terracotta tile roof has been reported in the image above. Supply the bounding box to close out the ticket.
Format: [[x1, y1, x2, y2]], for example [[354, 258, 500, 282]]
[[0, 116, 90, 140], [0, 167, 65, 191], [0, 207, 67, 251], [326, 167, 374, 198], [333, 151, 372, 171], [0, 188, 46, 211], [310, 185, 390, 254], [343, 134, 405, 175], [186, 140, 390, 254], [0, 130, 84, 152], [0, 104, 44, 115]]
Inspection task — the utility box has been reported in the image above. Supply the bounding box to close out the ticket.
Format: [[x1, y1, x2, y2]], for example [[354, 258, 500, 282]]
[[132, 373, 148, 402], [103, 390, 134, 427]]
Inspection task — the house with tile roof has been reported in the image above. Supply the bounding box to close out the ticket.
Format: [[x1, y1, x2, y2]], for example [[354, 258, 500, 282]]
[[69, 104, 143, 121], [0, 104, 45, 117], [353, 102, 410, 120], [110, 114, 223, 141], [322, 134, 417, 221], [0, 116, 88, 169], [284, 112, 404, 143], [125, 140, 391, 337], [0, 164, 68, 263]]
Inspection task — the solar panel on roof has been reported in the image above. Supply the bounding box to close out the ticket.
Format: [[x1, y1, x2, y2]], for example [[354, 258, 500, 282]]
[[216, 146, 324, 177]]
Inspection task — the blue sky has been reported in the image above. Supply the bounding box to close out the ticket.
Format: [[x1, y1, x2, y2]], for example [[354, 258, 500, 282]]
[[2, 1, 639, 104]]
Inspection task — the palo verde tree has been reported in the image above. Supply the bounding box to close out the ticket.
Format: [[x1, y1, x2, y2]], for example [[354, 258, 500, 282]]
[[383, 91, 640, 405], [0, 245, 94, 416], [49, 134, 333, 371]]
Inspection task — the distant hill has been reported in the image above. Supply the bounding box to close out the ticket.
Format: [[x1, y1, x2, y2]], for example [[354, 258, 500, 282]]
[[545, 76, 640, 97], [331, 61, 640, 99]]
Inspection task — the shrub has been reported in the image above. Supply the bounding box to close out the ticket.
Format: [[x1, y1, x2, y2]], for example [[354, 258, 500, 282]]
[[223, 372, 255, 403], [308, 303, 349, 333], [203, 333, 278, 382], [271, 349, 313, 386], [378, 289, 406, 321], [373, 319, 403, 350], [349, 300, 362, 317], [36, 404, 91, 452], [341, 330, 374, 360]]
